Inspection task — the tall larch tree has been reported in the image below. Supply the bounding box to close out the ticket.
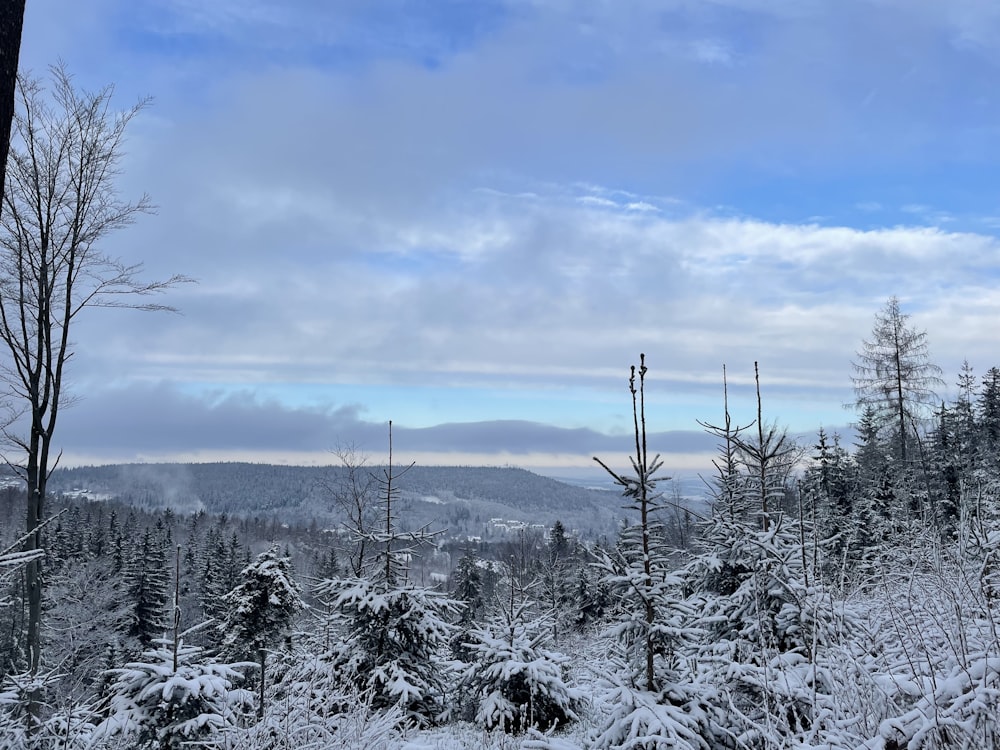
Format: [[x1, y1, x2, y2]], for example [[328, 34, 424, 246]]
[[851, 296, 943, 465]]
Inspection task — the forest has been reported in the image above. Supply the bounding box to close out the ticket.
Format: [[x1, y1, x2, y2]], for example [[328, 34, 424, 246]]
[[43, 462, 630, 541], [0, 299, 995, 749]]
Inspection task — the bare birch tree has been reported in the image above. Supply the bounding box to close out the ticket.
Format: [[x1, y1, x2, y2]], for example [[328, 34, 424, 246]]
[[0, 65, 188, 688]]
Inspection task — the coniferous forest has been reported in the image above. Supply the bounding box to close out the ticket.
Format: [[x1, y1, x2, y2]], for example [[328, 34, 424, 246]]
[[0, 308, 997, 748]]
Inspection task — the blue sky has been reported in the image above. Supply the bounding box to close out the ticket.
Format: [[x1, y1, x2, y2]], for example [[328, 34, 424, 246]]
[[15, 0, 1000, 475]]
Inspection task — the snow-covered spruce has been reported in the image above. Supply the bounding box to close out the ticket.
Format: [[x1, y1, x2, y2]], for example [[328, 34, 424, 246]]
[[219, 544, 302, 662], [589, 356, 719, 750], [90, 640, 253, 749], [684, 512, 852, 746], [318, 575, 459, 726], [458, 598, 583, 733], [589, 679, 716, 750], [218, 543, 303, 719]]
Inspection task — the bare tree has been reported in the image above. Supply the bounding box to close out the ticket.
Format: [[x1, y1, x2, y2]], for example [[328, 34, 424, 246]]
[[852, 296, 943, 464], [327, 444, 380, 576], [0, 65, 189, 688]]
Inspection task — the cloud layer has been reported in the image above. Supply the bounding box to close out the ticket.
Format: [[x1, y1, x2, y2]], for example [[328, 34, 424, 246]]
[[11, 0, 1000, 471]]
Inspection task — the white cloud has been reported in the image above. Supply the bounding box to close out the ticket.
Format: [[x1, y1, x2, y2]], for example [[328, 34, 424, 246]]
[[74, 183, 1000, 437], [18, 0, 1000, 464], [689, 38, 736, 66]]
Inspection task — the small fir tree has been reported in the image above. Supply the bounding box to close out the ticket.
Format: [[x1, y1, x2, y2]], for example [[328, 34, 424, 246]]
[[590, 355, 715, 750], [93, 640, 253, 750]]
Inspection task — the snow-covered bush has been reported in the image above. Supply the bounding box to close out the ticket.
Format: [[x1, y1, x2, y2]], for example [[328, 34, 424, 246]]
[[589, 678, 716, 750], [228, 652, 404, 749], [91, 639, 253, 749], [862, 652, 1000, 750], [0, 671, 97, 750], [847, 539, 1000, 750]]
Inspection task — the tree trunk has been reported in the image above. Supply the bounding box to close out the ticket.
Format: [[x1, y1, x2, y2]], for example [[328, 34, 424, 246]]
[[258, 649, 266, 720], [0, 0, 25, 217], [896, 346, 906, 464], [25, 421, 46, 733]]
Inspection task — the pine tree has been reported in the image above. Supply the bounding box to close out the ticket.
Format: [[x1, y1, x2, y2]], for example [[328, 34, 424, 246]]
[[570, 563, 608, 631], [451, 553, 484, 624], [800, 428, 858, 577], [955, 359, 980, 466], [978, 366, 1000, 464], [448, 566, 481, 661], [536, 522, 575, 645], [926, 404, 962, 536], [108, 510, 124, 575], [850, 405, 896, 562]]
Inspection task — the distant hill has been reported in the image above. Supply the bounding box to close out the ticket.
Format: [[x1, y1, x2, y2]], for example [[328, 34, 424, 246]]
[[46, 462, 654, 540]]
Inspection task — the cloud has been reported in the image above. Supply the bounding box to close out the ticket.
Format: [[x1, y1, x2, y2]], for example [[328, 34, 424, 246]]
[[56, 186, 1000, 456], [45, 382, 723, 467], [49, 384, 368, 454], [14, 0, 1000, 470]]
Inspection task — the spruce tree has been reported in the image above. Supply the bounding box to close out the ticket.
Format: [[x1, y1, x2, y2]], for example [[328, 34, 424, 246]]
[[126, 527, 169, 649], [94, 641, 253, 749], [317, 423, 459, 726], [458, 575, 582, 733], [685, 363, 855, 746], [590, 355, 714, 750], [978, 366, 1000, 463], [218, 544, 303, 719]]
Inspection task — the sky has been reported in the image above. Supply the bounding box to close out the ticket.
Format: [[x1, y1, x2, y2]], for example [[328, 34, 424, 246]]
[[13, 0, 1000, 477]]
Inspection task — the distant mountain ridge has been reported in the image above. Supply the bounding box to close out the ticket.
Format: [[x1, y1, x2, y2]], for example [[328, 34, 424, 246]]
[[47, 462, 634, 539]]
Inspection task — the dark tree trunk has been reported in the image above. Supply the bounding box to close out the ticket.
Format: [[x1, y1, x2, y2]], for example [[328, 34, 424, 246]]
[[258, 649, 266, 720], [0, 0, 26, 214]]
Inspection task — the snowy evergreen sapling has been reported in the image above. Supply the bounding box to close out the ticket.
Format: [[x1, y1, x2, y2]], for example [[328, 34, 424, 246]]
[[218, 544, 303, 719]]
